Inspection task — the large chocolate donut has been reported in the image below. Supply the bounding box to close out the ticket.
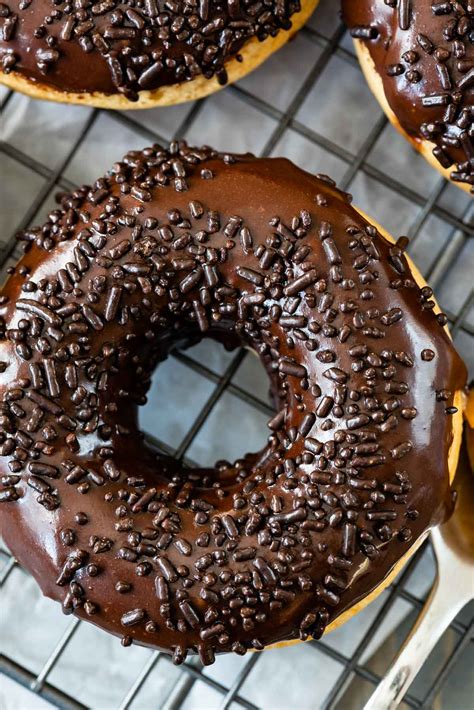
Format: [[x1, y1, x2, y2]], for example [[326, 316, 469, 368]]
[[0, 0, 318, 108], [342, 1, 473, 193], [0, 143, 466, 664]]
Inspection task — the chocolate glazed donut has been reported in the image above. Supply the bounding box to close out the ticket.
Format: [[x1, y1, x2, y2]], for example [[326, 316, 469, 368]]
[[0, 144, 466, 665], [0, 0, 318, 107], [342, 1, 473, 192]]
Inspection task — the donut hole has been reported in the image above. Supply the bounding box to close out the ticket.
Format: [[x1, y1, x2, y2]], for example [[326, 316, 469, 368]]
[[138, 332, 276, 470]]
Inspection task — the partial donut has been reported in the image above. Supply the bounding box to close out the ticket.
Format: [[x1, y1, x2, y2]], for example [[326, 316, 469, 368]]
[[0, 142, 466, 665], [0, 0, 318, 108], [342, 1, 474, 193]]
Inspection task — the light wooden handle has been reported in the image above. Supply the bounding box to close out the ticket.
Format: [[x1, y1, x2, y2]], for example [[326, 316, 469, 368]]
[[364, 576, 467, 710]]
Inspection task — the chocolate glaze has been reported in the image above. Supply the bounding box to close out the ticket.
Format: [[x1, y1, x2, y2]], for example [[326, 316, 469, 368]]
[[0, 0, 301, 100], [0, 143, 466, 664], [342, 1, 474, 191]]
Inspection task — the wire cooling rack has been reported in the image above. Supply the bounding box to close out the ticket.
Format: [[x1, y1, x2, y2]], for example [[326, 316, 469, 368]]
[[0, 1, 473, 708]]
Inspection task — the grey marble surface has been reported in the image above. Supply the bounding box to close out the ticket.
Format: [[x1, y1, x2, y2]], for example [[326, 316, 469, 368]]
[[1, 0, 473, 707]]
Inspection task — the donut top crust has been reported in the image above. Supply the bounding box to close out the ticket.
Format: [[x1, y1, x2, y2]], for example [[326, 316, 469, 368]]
[[0, 143, 466, 662], [342, 1, 474, 191], [0, 0, 301, 99]]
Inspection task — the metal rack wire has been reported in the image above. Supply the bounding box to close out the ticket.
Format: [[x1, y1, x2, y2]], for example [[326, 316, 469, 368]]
[[0, 1, 473, 707]]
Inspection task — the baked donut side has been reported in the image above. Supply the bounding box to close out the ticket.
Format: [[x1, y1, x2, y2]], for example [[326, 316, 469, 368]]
[[342, 1, 474, 193], [0, 0, 318, 108], [0, 144, 466, 664]]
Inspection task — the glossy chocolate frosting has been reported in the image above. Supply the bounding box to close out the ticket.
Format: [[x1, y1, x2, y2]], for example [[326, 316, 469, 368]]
[[0, 0, 301, 99], [342, 1, 474, 191], [0, 143, 466, 664]]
